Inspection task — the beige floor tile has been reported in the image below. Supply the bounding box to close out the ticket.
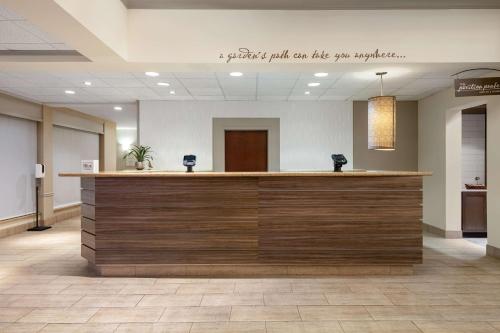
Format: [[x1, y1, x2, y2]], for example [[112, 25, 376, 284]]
[[138, 295, 202, 307], [201, 293, 263, 306], [0, 323, 46, 333], [449, 293, 500, 305], [264, 293, 328, 305], [156, 278, 210, 284], [0, 284, 70, 295], [365, 305, 444, 320], [115, 323, 192, 333], [385, 292, 459, 305], [292, 283, 351, 294], [230, 305, 300, 321], [340, 320, 422, 333], [89, 307, 164, 323], [298, 306, 372, 321], [73, 295, 143, 307], [348, 283, 408, 293], [190, 321, 265, 333], [39, 323, 118, 333], [119, 284, 179, 295], [0, 294, 23, 306], [489, 322, 500, 330], [235, 282, 292, 293], [0, 307, 33, 322], [159, 306, 231, 322], [266, 321, 343, 333], [432, 305, 500, 321], [19, 308, 99, 323], [7, 295, 83, 308], [176, 283, 235, 294], [59, 284, 126, 295], [325, 293, 392, 305], [414, 320, 499, 333]]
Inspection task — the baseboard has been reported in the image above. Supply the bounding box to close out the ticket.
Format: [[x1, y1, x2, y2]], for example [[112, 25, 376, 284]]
[[0, 204, 80, 239], [422, 223, 462, 239], [92, 264, 414, 277], [487, 244, 500, 259]]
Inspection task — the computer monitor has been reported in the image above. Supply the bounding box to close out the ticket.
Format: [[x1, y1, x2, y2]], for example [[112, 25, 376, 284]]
[[183, 155, 196, 172]]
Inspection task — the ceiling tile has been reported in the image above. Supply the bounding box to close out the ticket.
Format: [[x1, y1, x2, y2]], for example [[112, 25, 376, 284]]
[[101, 78, 145, 88], [187, 87, 223, 96], [180, 78, 219, 89]]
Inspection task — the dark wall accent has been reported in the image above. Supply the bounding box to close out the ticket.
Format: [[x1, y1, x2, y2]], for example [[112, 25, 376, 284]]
[[353, 101, 418, 171]]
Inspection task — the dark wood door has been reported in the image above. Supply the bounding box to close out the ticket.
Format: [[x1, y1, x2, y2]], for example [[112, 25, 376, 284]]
[[225, 130, 268, 172], [462, 191, 487, 234]]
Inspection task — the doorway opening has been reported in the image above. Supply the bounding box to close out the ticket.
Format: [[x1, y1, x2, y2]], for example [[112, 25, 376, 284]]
[[461, 104, 487, 242], [224, 130, 268, 172]]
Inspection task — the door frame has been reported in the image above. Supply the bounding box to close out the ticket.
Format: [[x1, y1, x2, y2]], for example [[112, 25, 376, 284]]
[[212, 118, 280, 172]]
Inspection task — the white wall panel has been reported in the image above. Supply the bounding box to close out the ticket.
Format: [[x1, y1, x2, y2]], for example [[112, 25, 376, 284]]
[[0, 114, 37, 220], [462, 114, 486, 187], [53, 126, 99, 208], [139, 101, 353, 171]]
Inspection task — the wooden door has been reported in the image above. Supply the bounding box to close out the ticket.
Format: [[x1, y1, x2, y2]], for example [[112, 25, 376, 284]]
[[225, 130, 268, 172]]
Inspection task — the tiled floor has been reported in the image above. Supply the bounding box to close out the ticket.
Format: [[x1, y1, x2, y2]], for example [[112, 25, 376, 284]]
[[1, 217, 500, 332]]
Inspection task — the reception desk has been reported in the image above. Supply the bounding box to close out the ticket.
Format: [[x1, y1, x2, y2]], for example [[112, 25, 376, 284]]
[[60, 171, 430, 276]]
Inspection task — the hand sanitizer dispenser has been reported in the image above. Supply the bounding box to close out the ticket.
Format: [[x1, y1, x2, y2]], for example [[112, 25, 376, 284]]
[[35, 164, 45, 178]]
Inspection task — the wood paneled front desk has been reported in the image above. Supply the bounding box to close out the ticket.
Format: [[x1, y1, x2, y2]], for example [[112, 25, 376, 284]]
[[60, 171, 431, 277]]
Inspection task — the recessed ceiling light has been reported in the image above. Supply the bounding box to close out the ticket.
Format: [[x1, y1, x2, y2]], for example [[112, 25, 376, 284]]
[[145, 71, 159, 77], [114, 106, 123, 111], [230, 72, 243, 77], [305, 91, 311, 95], [308, 82, 321, 87], [64, 90, 75, 95], [170, 90, 176, 95], [314, 72, 328, 77], [84, 81, 92, 86], [157, 82, 170, 86]]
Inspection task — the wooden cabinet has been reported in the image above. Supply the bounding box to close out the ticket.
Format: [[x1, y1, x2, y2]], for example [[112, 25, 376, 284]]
[[462, 191, 487, 235]]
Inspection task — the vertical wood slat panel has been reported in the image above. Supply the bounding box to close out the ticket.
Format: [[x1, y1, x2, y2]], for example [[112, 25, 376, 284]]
[[88, 176, 423, 266]]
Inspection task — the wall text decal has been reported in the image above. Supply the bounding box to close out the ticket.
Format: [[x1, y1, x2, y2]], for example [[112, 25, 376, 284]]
[[219, 48, 406, 63]]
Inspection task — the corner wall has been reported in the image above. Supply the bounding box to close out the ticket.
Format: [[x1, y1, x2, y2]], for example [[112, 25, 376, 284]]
[[353, 101, 418, 171], [418, 88, 500, 250]]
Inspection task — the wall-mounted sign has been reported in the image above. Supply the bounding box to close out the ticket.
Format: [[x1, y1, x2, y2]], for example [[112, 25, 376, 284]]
[[218, 48, 406, 64], [455, 77, 500, 97], [81, 160, 99, 173]]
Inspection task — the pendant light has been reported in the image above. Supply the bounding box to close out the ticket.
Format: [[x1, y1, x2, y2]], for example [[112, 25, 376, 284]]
[[368, 72, 396, 151]]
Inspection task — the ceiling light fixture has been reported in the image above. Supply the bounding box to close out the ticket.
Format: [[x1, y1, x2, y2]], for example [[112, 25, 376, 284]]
[[305, 91, 311, 95], [170, 90, 176, 95], [368, 72, 396, 151], [84, 81, 92, 86], [230, 72, 243, 77], [64, 90, 75, 95], [308, 82, 320, 87], [114, 106, 123, 111], [314, 73, 328, 77], [145, 71, 159, 77], [157, 82, 170, 86]]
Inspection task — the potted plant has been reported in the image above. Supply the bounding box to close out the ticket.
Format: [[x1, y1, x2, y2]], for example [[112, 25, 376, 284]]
[[123, 144, 153, 170]]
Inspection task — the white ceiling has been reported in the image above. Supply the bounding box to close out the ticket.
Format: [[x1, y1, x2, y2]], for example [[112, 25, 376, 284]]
[[0, 5, 73, 51], [0, 68, 495, 105], [121, 0, 500, 10]]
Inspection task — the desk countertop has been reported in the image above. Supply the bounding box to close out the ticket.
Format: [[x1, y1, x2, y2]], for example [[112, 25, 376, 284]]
[[60, 170, 432, 178]]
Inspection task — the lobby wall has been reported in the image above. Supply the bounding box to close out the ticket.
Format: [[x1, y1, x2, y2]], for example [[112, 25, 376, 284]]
[[353, 101, 418, 171], [139, 100, 353, 171], [418, 88, 500, 252]]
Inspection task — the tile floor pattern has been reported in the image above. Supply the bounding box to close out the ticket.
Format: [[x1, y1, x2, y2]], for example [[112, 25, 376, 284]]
[[0, 217, 500, 332]]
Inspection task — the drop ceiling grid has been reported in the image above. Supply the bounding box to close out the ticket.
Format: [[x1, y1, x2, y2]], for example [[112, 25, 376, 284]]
[[0, 5, 73, 51], [1, 69, 493, 104]]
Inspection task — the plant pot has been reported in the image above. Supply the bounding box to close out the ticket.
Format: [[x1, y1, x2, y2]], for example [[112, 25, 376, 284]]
[[135, 161, 145, 170]]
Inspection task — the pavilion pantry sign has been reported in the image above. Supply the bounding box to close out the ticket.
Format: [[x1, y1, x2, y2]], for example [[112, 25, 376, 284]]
[[455, 77, 500, 97], [218, 48, 406, 63]]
